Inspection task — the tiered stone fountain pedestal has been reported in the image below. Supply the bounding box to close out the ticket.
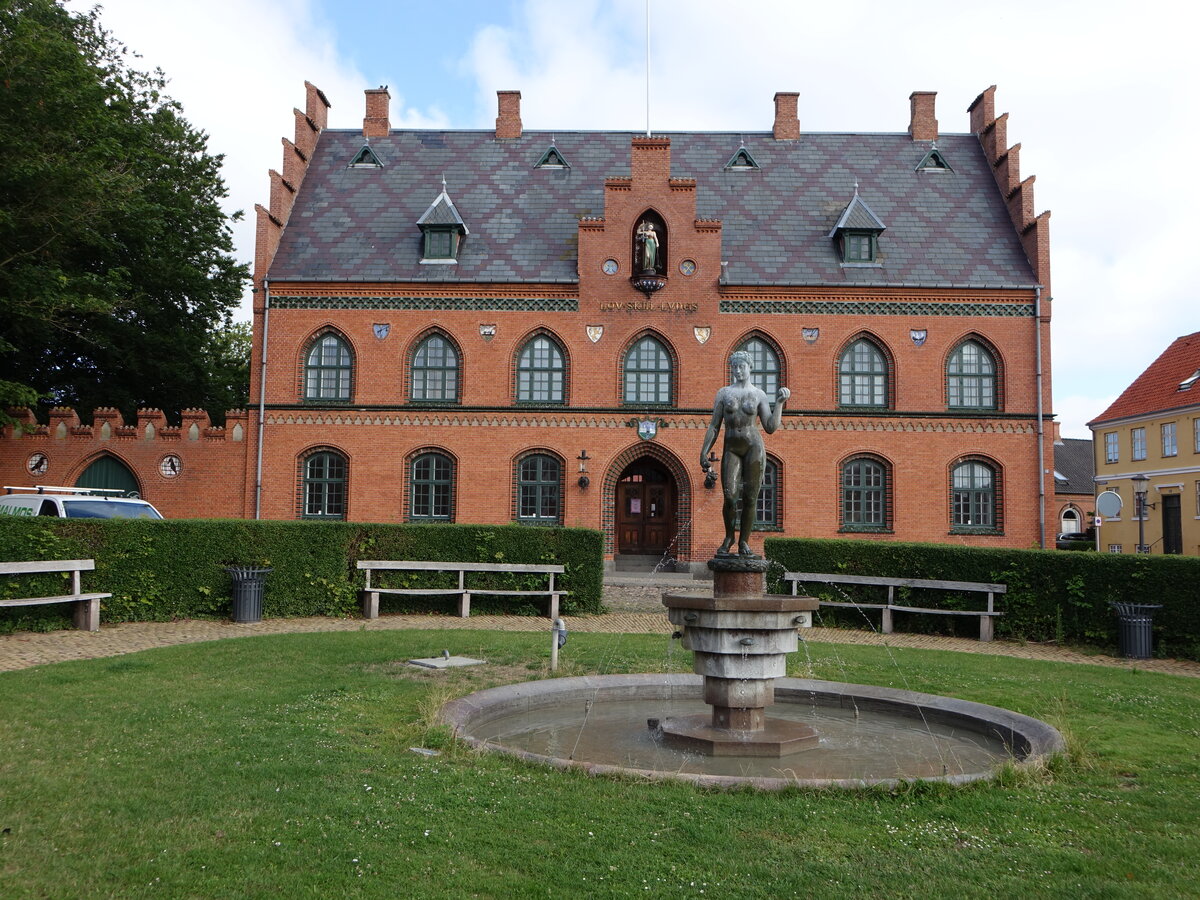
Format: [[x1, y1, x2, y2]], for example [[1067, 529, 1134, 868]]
[[660, 557, 821, 757]]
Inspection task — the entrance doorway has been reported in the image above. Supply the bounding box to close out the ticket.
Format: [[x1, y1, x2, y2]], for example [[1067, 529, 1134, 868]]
[[615, 458, 676, 557], [1162, 494, 1182, 555]]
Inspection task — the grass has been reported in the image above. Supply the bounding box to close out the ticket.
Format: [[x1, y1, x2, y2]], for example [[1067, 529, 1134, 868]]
[[1, 630, 1199, 898]]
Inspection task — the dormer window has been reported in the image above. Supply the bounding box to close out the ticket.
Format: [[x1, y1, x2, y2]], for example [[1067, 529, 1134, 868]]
[[829, 188, 885, 267], [535, 146, 569, 169], [916, 146, 951, 172], [724, 146, 760, 170], [348, 144, 383, 168], [843, 232, 876, 263], [416, 180, 468, 264]]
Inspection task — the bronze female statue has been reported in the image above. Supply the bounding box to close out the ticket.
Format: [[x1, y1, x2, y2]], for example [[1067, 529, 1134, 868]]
[[700, 350, 790, 557]]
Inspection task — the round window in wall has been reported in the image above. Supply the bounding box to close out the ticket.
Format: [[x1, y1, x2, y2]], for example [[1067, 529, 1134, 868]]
[[602, 259, 619, 275], [679, 259, 697, 276]]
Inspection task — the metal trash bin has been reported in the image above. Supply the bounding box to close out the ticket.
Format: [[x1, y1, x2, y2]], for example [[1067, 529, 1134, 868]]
[[1110, 602, 1161, 659], [226, 566, 272, 624]]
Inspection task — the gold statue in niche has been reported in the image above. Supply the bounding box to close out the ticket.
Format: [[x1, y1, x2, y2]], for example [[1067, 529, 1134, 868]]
[[635, 219, 660, 274]]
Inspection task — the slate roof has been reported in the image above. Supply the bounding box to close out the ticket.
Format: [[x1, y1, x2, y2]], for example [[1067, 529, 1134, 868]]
[[269, 129, 1036, 287], [1089, 332, 1200, 425], [1054, 438, 1095, 495]]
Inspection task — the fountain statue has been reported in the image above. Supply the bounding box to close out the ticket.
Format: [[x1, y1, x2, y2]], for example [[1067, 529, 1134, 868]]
[[659, 351, 820, 757], [441, 354, 1065, 786]]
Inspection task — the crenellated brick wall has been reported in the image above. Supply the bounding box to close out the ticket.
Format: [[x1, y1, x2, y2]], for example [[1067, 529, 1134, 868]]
[[1, 407, 250, 518]]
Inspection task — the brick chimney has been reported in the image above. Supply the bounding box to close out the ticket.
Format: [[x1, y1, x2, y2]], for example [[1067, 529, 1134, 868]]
[[909, 91, 938, 141], [773, 92, 800, 140], [364, 86, 390, 138], [495, 90, 522, 140]]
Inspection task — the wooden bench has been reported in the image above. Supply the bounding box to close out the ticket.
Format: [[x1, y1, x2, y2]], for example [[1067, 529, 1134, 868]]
[[0, 559, 111, 632], [782, 572, 1006, 642], [356, 560, 568, 620]]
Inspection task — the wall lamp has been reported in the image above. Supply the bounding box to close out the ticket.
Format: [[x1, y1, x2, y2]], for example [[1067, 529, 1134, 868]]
[[577, 450, 590, 489]]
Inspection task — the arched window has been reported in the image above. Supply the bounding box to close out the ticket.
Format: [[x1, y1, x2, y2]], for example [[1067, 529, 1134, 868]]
[[841, 457, 889, 531], [516, 335, 566, 404], [411, 334, 459, 402], [305, 333, 352, 401], [951, 459, 1000, 531], [517, 453, 561, 525], [736, 336, 781, 405], [838, 338, 888, 408], [947, 340, 997, 409], [1060, 506, 1081, 534], [302, 451, 347, 519], [623, 336, 672, 405], [410, 452, 453, 521]]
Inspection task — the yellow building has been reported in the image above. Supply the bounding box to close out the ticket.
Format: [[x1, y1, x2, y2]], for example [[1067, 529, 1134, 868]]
[[1089, 332, 1200, 555]]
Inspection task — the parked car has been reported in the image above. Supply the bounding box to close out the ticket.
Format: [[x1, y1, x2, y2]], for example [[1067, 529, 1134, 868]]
[[1055, 530, 1094, 550], [0, 486, 163, 519]]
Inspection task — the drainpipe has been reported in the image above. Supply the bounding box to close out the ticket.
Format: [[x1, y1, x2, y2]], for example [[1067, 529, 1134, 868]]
[[1034, 285, 1046, 548], [254, 278, 271, 520]]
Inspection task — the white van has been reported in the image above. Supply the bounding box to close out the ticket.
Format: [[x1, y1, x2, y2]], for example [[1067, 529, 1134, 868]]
[[0, 486, 164, 519]]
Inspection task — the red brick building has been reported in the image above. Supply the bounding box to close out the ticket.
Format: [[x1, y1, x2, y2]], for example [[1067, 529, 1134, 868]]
[[237, 81, 1054, 571], [3, 83, 1055, 569]]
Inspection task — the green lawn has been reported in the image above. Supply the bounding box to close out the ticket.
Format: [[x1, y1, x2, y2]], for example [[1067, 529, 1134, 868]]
[[1, 631, 1198, 898]]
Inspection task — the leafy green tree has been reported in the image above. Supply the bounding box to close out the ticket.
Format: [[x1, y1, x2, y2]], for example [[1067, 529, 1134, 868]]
[[0, 0, 247, 424]]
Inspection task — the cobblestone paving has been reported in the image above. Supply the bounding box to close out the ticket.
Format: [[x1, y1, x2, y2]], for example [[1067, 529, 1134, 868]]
[[2, 583, 1198, 678]]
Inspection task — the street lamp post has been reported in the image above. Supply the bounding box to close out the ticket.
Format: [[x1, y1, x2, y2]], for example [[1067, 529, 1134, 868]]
[[1131, 474, 1152, 554]]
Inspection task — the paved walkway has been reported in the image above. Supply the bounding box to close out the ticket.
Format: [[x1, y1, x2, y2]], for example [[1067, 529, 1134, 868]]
[[3, 584, 1198, 677]]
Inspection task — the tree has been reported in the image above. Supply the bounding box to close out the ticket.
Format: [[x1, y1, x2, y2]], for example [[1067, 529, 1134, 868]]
[[0, 0, 247, 423]]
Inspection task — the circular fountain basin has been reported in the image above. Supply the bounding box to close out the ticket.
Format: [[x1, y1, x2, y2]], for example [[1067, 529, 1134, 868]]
[[441, 674, 1065, 789]]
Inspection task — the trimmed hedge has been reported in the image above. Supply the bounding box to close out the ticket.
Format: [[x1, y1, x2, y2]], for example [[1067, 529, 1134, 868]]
[[765, 537, 1200, 661], [0, 519, 604, 633]]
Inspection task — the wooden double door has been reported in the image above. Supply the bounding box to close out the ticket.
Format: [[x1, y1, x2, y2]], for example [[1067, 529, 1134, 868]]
[[616, 459, 676, 556]]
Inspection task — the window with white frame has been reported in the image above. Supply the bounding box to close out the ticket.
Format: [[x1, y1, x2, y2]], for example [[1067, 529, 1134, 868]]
[[1104, 432, 1119, 464], [1162, 422, 1178, 457], [1131, 427, 1146, 461], [1108, 544, 1123, 554], [1194, 418, 1200, 453]]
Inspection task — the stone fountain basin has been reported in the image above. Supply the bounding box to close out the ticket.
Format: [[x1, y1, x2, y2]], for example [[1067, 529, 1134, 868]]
[[440, 673, 1065, 790]]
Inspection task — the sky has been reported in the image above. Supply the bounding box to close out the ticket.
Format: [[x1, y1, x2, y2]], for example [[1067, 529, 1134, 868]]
[[67, 0, 1197, 439]]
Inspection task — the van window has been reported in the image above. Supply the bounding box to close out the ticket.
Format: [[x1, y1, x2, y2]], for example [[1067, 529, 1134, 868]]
[[38, 500, 59, 517], [61, 500, 162, 519]]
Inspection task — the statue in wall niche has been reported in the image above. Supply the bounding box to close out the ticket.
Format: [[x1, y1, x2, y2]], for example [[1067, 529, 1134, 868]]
[[700, 350, 790, 558], [635, 219, 660, 273]]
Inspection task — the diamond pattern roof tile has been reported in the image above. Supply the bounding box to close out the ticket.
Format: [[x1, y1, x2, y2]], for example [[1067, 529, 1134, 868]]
[[268, 129, 1035, 287]]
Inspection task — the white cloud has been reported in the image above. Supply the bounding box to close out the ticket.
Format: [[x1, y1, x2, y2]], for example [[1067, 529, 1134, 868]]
[[68, 0, 448, 320]]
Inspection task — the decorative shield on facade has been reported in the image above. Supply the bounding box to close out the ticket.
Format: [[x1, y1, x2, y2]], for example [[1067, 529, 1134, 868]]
[[373, 323, 390, 340], [802, 327, 819, 344], [638, 419, 658, 441], [586, 325, 604, 343], [479, 324, 497, 341], [910, 329, 928, 347], [693, 326, 712, 344]]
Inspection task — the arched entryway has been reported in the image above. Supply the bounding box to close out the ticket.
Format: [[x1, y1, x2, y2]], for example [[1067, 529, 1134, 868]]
[[75, 454, 141, 497], [602, 445, 692, 564]]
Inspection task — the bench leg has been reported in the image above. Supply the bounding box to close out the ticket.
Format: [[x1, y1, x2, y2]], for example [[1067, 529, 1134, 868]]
[[979, 615, 994, 643], [881, 606, 894, 635], [361, 590, 379, 619], [74, 598, 100, 632], [549, 592, 560, 621], [459, 591, 471, 618]]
